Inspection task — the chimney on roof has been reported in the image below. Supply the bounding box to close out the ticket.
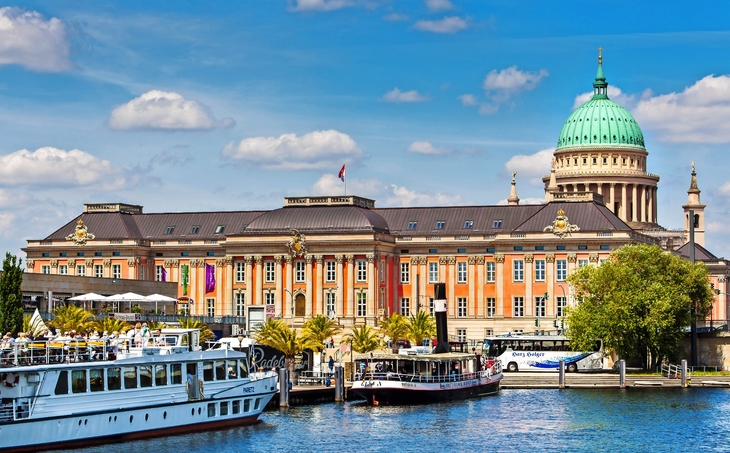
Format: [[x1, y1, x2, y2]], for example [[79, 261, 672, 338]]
[[507, 172, 520, 206]]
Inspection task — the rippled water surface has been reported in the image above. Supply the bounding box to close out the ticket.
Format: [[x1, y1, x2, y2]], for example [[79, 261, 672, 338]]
[[57, 388, 730, 453]]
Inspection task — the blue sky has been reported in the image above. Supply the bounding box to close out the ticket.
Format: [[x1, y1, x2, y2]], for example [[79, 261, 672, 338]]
[[2, 0, 730, 259]]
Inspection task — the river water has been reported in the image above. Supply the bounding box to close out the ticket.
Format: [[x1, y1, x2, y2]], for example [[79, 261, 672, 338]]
[[59, 388, 730, 453]]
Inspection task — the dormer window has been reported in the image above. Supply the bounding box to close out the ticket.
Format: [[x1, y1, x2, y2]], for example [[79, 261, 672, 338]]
[[492, 220, 503, 228], [434, 221, 445, 230], [190, 226, 200, 234], [463, 220, 473, 229], [215, 225, 225, 234], [407, 221, 417, 230], [164, 226, 175, 235]]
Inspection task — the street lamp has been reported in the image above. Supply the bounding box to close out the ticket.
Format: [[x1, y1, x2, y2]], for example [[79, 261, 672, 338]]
[[284, 289, 294, 328], [557, 284, 567, 332]]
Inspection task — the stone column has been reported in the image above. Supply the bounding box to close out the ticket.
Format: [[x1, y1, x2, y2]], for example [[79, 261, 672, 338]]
[[546, 254, 555, 317], [653, 187, 658, 224], [447, 256, 456, 318], [335, 255, 344, 317], [315, 255, 323, 316], [410, 257, 418, 314], [275, 256, 283, 314], [647, 187, 654, 224], [621, 184, 628, 221], [254, 256, 262, 306], [468, 256, 477, 317], [224, 257, 233, 315], [631, 184, 638, 222], [367, 255, 375, 318], [102, 259, 110, 278], [524, 254, 534, 317], [476, 257, 485, 318], [609, 183, 616, 213], [285, 256, 293, 320], [495, 254, 505, 317], [419, 257, 427, 312], [346, 255, 354, 318], [392, 257, 401, 318], [215, 259, 224, 315], [305, 256, 313, 317]]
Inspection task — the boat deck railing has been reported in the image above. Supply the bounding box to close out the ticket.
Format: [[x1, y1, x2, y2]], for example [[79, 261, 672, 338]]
[[355, 363, 502, 384]]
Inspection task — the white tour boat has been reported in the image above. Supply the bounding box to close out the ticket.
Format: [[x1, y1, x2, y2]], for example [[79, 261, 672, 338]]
[[0, 328, 277, 452]]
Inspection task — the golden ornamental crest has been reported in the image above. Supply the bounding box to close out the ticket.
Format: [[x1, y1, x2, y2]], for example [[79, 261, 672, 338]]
[[66, 219, 95, 246], [286, 229, 307, 257], [543, 209, 580, 238]]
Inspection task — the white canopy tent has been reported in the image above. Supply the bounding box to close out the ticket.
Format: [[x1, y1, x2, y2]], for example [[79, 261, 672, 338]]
[[105, 292, 147, 312], [144, 294, 177, 314], [67, 293, 109, 312]]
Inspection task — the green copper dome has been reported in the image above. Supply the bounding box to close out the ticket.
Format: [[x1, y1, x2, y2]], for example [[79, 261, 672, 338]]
[[556, 61, 645, 150]]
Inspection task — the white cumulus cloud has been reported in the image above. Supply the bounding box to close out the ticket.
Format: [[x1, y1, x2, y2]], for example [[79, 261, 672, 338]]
[[385, 185, 462, 207], [483, 66, 549, 101], [504, 148, 555, 185], [383, 12, 409, 21], [414, 16, 468, 33], [0, 147, 131, 188], [632, 75, 730, 143], [289, 0, 354, 11], [425, 0, 455, 12], [458, 94, 478, 106], [406, 141, 452, 155], [0, 212, 15, 238], [572, 85, 644, 110], [0, 7, 71, 72], [221, 130, 363, 171], [382, 87, 429, 103], [108, 91, 235, 131]]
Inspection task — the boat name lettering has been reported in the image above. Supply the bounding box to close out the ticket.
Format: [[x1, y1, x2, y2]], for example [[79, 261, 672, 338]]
[[401, 383, 417, 388], [242, 386, 255, 393], [439, 379, 478, 389]]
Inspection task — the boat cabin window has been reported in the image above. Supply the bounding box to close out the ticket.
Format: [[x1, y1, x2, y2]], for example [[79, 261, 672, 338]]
[[108, 367, 122, 390], [244, 399, 251, 412], [124, 366, 138, 389], [181, 334, 189, 346], [215, 361, 226, 380], [227, 360, 238, 379], [171, 364, 183, 384], [55, 370, 69, 395], [72, 370, 87, 393], [155, 365, 167, 386], [233, 400, 241, 414], [239, 359, 249, 378], [140, 366, 153, 387], [187, 362, 197, 378], [203, 362, 214, 381], [90, 369, 104, 392]]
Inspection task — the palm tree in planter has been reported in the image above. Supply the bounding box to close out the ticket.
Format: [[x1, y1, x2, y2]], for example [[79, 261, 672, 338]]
[[348, 325, 380, 354], [255, 319, 319, 376], [379, 313, 410, 353], [48, 305, 96, 334], [408, 310, 436, 347]]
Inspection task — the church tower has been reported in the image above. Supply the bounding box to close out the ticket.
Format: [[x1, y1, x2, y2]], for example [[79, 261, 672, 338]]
[[544, 50, 659, 228], [683, 163, 706, 247]]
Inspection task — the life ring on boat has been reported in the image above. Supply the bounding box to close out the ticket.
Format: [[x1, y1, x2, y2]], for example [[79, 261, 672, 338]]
[[2, 372, 19, 388]]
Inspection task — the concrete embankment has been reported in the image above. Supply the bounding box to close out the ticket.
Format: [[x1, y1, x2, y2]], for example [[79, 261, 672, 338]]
[[501, 372, 730, 389]]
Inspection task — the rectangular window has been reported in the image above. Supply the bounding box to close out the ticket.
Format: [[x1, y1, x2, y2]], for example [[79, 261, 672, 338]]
[[357, 293, 367, 317], [325, 261, 336, 282], [235, 292, 245, 316], [203, 362, 214, 381], [600, 245, 610, 250], [235, 262, 245, 282], [535, 296, 546, 318], [190, 225, 200, 234], [76, 265, 85, 276], [513, 297, 524, 317], [155, 265, 164, 282], [155, 364, 167, 386], [326, 292, 336, 316], [208, 403, 216, 417], [215, 225, 225, 234], [486, 298, 495, 318], [557, 296, 567, 317], [428, 262, 438, 283], [233, 400, 241, 414], [244, 399, 251, 412], [514, 246, 523, 251], [94, 264, 103, 278], [535, 260, 545, 281], [434, 221, 445, 229], [457, 329, 467, 342], [124, 367, 137, 389], [557, 245, 566, 251], [400, 297, 410, 316], [164, 226, 174, 235], [227, 360, 237, 379], [486, 262, 495, 283], [556, 260, 567, 281], [356, 260, 367, 282], [400, 262, 410, 284], [72, 370, 87, 393], [463, 220, 473, 229], [578, 245, 588, 250], [215, 361, 226, 380], [295, 261, 305, 283], [139, 366, 153, 388], [220, 401, 229, 416], [457, 262, 467, 283], [112, 264, 121, 279], [578, 259, 589, 268], [41, 265, 50, 274], [407, 221, 417, 230], [265, 262, 275, 283], [170, 364, 182, 385], [107, 367, 121, 391], [59, 265, 68, 275], [207, 298, 215, 317], [535, 246, 544, 251], [89, 369, 104, 392], [513, 260, 524, 282], [457, 297, 467, 318], [492, 220, 503, 228], [265, 293, 274, 305]]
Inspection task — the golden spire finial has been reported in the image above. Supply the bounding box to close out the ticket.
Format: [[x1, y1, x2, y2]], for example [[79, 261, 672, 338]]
[[598, 46, 603, 64]]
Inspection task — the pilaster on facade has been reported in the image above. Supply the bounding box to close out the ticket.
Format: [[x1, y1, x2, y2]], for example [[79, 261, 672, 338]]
[[476, 256, 485, 318], [223, 257, 233, 316], [305, 255, 313, 317], [346, 254, 354, 318], [284, 256, 293, 320], [366, 254, 375, 318], [494, 254, 505, 317], [335, 255, 344, 317], [254, 256, 262, 306], [314, 255, 323, 316]]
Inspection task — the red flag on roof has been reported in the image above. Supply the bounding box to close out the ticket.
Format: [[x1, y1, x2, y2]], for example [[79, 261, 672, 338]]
[[338, 164, 346, 182]]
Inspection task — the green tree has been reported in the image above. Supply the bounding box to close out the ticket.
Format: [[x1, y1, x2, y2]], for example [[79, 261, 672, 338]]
[[48, 305, 96, 334], [408, 310, 436, 346], [347, 325, 380, 354], [254, 321, 318, 373], [93, 318, 132, 335], [0, 252, 24, 336], [379, 313, 410, 353], [177, 317, 215, 343], [302, 314, 341, 352], [566, 244, 715, 369]]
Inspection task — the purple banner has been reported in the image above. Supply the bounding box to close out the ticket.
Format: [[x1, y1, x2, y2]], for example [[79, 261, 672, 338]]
[[161, 267, 167, 282], [205, 263, 215, 293]]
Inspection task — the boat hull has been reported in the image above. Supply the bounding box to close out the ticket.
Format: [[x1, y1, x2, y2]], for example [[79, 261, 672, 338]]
[[351, 374, 503, 405]]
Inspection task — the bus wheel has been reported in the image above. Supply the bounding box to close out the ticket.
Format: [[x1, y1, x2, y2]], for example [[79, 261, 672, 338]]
[[566, 363, 578, 373], [507, 362, 518, 372]]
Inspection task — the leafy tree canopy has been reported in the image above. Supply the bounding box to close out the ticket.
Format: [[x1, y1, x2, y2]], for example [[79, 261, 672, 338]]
[[303, 314, 342, 351], [566, 244, 715, 369], [379, 313, 410, 353], [408, 310, 436, 345], [0, 252, 24, 335], [48, 305, 96, 334], [177, 317, 215, 343], [348, 325, 380, 354]]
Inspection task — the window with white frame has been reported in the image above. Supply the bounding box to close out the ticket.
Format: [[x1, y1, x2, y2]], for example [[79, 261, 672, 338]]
[[295, 261, 305, 283], [356, 261, 367, 282], [535, 260, 545, 281], [94, 265, 103, 278], [513, 296, 524, 317], [156, 265, 164, 282], [357, 293, 367, 317], [59, 265, 68, 275], [235, 262, 245, 282], [265, 262, 275, 283], [41, 265, 50, 274], [578, 259, 589, 268], [535, 296, 546, 317], [265, 293, 275, 305], [457, 262, 467, 283], [76, 265, 85, 276], [486, 298, 495, 317], [112, 264, 121, 279], [457, 329, 466, 342], [400, 297, 410, 316], [513, 260, 524, 282], [234, 292, 245, 316], [139, 266, 145, 281], [484, 328, 494, 337], [400, 262, 410, 284], [326, 292, 336, 316], [428, 262, 438, 283], [325, 261, 336, 282], [556, 260, 567, 281], [486, 262, 495, 283], [457, 297, 467, 318], [207, 298, 215, 317], [557, 296, 567, 317]]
